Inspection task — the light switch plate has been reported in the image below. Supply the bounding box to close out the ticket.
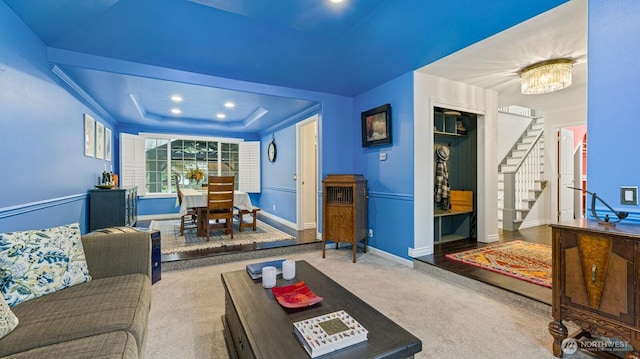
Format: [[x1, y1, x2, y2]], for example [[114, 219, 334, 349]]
[[620, 186, 638, 205], [379, 153, 387, 161]]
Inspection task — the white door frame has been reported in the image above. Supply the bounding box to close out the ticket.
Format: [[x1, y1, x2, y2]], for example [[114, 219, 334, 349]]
[[296, 114, 318, 235]]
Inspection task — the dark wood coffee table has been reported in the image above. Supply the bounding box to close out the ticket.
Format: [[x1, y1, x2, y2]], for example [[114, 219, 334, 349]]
[[221, 260, 422, 359]]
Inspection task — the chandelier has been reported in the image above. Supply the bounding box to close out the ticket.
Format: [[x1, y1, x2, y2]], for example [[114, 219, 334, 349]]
[[520, 58, 573, 95]]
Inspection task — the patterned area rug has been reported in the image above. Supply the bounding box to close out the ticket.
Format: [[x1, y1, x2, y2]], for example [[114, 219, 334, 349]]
[[149, 219, 295, 254], [445, 240, 552, 288]]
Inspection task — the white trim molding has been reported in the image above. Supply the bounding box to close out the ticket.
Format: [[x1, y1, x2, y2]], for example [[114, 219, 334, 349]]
[[367, 247, 414, 267], [408, 246, 433, 258], [259, 210, 297, 230], [483, 233, 500, 243], [413, 71, 499, 256]]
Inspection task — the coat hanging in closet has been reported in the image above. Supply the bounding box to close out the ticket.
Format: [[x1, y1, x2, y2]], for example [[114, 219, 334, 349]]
[[434, 145, 450, 210]]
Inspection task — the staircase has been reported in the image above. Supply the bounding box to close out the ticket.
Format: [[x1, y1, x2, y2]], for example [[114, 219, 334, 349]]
[[498, 110, 547, 230]]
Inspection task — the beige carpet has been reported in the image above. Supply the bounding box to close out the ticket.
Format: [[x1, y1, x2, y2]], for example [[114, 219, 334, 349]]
[[149, 219, 294, 254], [145, 249, 599, 359]]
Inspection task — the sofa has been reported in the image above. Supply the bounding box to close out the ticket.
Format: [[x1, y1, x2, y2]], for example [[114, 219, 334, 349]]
[[0, 227, 152, 359]]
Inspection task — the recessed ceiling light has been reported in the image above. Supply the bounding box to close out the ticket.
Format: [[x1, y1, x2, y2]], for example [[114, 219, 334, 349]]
[[171, 108, 181, 114], [224, 101, 235, 108], [216, 113, 226, 119], [330, 0, 343, 3], [171, 95, 183, 102]]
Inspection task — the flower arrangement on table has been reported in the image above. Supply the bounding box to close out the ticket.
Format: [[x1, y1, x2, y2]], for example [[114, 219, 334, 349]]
[[186, 168, 205, 186]]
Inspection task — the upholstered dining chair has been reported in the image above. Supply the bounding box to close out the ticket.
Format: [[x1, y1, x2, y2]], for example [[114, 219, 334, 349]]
[[203, 175, 235, 241], [175, 175, 198, 236]]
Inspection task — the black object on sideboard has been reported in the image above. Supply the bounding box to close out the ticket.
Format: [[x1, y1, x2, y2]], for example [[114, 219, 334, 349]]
[[89, 187, 138, 232]]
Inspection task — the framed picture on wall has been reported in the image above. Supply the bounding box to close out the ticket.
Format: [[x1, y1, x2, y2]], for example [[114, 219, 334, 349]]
[[96, 121, 105, 159], [84, 114, 95, 157], [105, 128, 112, 161], [361, 103, 391, 147]]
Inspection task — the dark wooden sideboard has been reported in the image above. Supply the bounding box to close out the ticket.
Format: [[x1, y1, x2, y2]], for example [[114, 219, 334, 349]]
[[549, 220, 640, 358], [221, 260, 421, 359], [88, 187, 137, 231]]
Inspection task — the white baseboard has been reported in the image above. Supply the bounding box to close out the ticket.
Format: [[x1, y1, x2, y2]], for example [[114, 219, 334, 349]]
[[328, 243, 413, 267], [258, 211, 297, 230], [367, 247, 414, 267], [479, 233, 500, 243], [324, 242, 337, 249], [408, 245, 433, 258], [518, 219, 549, 230]]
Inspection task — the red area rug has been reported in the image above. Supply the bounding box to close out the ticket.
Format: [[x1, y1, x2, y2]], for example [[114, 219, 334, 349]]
[[445, 240, 552, 288]]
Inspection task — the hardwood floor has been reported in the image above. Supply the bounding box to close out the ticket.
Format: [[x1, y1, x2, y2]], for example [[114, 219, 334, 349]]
[[139, 216, 552, 305], [413, 225, 552, 305]]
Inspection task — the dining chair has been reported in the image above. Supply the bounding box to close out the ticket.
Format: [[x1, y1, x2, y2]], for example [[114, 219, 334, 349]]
[[175, 175, 198, 236], [203, 175, 235, 241]]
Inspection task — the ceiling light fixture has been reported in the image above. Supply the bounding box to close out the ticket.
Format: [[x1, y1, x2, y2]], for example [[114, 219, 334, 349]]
[[216, 113, 226, 119], [520, 58, 573, 95], [171, 95, 183, 102], [224, 102, 235, 108], [329, 0, 344, 3], [171, 108, 181, 114]]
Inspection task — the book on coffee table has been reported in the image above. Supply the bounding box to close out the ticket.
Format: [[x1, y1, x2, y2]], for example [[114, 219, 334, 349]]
[[293, 310, 368, 358], [246, 259, 285, 279]]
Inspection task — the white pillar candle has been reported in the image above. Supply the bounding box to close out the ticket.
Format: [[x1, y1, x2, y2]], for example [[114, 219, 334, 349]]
[[262, 266, 277, 288], [282, 260, 296, 280]]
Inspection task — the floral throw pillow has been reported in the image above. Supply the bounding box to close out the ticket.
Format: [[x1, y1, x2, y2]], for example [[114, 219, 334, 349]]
[[0, 223, 91, 307], [0, 295, 18, 339]]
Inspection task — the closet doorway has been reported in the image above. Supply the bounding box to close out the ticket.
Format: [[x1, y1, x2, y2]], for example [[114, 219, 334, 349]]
[[433, 106, 478, 243]]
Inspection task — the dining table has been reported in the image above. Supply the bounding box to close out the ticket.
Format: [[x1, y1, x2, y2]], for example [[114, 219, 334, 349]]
[[177, 188, 253, 237], [177, 188, 252, 215]]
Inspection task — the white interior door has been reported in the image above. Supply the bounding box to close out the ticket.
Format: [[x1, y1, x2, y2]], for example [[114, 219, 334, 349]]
[[296, 115, 318, 231], [559, 127, 575, 221]]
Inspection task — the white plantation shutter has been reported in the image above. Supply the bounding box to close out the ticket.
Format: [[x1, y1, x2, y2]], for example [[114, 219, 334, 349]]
[[120, 133, 146, 196], [239, 141, 260, 193]]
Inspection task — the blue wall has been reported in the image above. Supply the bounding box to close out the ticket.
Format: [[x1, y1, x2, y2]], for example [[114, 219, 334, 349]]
[[352, 72, 415, 259], [115, 86, 354, 221], [4, 0, 640, 256], [587, 0, 640, 223], [0, 3, 113, 233], [0, 0, 356, 232], [258, 97, 354, 225], [260, 125, 298, 221]]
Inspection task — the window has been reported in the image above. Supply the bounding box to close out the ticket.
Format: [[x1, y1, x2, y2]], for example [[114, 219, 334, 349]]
[[146, 138, 239, 193], [120, 133, 259, 195]]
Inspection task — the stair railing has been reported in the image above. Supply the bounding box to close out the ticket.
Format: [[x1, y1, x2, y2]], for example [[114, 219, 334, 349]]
[[497, 110, 541, 168], [502, 130, 544, 230]]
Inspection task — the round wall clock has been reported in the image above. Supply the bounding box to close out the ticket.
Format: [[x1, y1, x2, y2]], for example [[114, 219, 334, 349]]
[[268, 140, 277, 162]]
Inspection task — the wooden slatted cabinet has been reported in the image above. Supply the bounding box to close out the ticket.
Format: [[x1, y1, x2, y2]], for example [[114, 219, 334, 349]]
[[322, 174, 367, 263]]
